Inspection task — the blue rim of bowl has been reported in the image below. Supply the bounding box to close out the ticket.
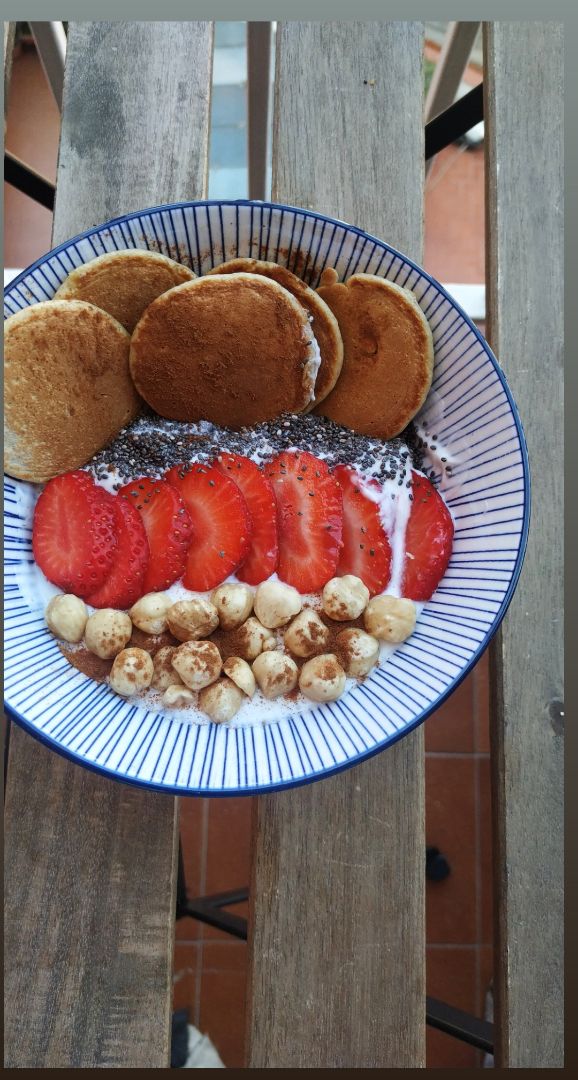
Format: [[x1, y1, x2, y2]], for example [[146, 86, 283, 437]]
[[4, 199, 531, 796]]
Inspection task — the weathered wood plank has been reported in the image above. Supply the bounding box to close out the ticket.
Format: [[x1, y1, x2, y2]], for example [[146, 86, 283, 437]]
[[247, 22, 426, 1069], [4, 20, 16, 121], [484, 21, 564, 1068], [53, 21, 213, 237], [4, 21, 213, 1068]]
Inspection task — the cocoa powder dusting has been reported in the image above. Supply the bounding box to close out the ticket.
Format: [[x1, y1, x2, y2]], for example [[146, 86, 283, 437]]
[[209, 625, 255, 663], [58, 609, 368, 700], [59, 628, 179, 683], [59, 644, 112, 682]]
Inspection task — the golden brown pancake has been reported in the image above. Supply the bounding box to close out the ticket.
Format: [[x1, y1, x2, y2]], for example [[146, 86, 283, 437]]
[[129, 273, 321, 427], [207, 258, 343, 407], [4, 301, 141, 483], [54, 249, 195, 333], [314, 270, 434, 438]]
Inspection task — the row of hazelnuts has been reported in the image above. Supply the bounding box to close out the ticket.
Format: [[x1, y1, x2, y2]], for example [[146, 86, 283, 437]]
[[44, 576, 417, 723]]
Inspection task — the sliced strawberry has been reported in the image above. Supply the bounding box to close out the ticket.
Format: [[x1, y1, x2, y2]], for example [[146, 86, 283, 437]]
[[33, 471, 118, 597], [265, 451, 342, 592], [85, 496, 149, 609], [401, 471, 454, 601], [332, 465, 392, 596], [215, 453, 278, 585], [118, 477, 194, 592], [165, 463, 252, 591]]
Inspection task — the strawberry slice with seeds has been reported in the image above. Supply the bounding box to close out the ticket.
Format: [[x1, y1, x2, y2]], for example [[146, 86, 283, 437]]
[[215, 453, 278, 585], [33, 470, 118, 597], [333, 464, 392, 596], [85, 496, 150, 609], [165, 463, 252, 591], [401, 471, 454, 601], [265, 451, 342, 592], [118, 477, 194, 593]]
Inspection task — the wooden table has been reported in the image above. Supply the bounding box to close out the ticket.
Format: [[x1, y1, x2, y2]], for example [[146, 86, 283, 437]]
[[4, 21, 563, 1069]]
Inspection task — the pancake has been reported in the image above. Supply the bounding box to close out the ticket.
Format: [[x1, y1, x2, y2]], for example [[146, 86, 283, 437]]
[[4, 300, 142, 483], [314, 270, 434, 438], [207, 258, 343, 407], [54, 249, 195, 333], [129, 273, 321, 427]]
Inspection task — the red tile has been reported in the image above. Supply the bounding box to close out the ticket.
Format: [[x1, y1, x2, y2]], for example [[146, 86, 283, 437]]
[[478, 757, 494, 945], [427, 1026, 478, 1069], [5, 46, 60, 269], [424, 673, 475, 752], [179, 796, 206, 878], [203, 796, 253, 939], [176, 796, 207, 941], [473, 651, 491, 752], [199, 942, 248, 1068], [477, 944, 494, 1017], [426, 945, 478, 1068], [425, 143, 485, 285], [426, 756, 477, 943], [205, 796, 253, 891], [173, 941, 201, 1016]]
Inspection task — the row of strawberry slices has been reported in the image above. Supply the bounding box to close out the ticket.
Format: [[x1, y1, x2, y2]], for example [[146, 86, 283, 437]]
[[32, 451, 453, 609]]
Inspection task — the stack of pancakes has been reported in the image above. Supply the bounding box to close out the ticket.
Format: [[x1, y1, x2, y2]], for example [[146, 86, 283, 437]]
[[4, 249, 434, 483]]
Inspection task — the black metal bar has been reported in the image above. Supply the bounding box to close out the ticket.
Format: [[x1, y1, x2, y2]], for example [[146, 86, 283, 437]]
[[425, 995, 494, 1054], [425, 82, 484, 160], [4, 151, 56, 210], [197, 887, 249, 909], [180, 898, 248, 941]]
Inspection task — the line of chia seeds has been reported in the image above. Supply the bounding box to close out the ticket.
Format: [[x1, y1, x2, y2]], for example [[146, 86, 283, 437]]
[[86, 412, 425, 489]]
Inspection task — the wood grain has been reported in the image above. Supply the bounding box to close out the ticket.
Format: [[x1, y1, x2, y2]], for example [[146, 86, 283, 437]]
[[3, 21, 213, 1068], [247, 22, 426, 1069], [3, 20, 16, 122], [53, 21, 213, 237], [484, 22, 564, 1068]]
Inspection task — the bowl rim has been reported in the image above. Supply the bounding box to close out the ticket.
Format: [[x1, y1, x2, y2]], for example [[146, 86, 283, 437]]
[[3, 198, 531, 796]]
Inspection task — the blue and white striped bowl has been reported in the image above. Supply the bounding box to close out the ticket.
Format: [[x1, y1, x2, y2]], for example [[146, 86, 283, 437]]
[[4, 201, 530, 794]]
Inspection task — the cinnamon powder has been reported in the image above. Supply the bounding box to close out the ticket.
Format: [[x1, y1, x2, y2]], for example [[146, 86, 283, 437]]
[[58, 608, 367, 691]]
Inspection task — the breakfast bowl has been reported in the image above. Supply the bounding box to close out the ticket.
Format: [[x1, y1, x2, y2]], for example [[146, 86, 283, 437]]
[[3, 200, 530, 794]]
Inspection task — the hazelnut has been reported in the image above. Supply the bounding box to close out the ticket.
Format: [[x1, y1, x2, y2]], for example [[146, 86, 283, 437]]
[[253, 580, 302, 629], [284, 609, 329, 658], [252, 651, 298, 700], [166, 598, 219, 642], [235, 617, 277, 660], [364, 595, 416, 643], [211, 583, 253, 630], [336, 628, 380, 677], [171, 640, 222, 690], [129, 592, 172, 634], [322, 575, 370, 621], [299, 654, 347, 702], [45, 594, 88, 643], [163, 684, 196, 708], [84, 609, 132, 659], [151, 646, 184, 690], [199, 678, 244, 723], [223, 656, 256, 697], [109, 647, 154, 696]]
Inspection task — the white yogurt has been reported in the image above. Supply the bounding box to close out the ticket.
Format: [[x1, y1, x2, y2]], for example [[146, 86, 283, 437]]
[[357, 473, 413, 598], [303, 329, 322, 403]]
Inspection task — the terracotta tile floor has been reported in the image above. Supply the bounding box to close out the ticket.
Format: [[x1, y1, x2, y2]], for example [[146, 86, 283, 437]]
[[6, 35, 493, 1069]]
